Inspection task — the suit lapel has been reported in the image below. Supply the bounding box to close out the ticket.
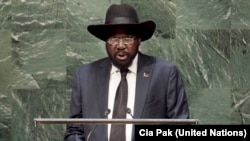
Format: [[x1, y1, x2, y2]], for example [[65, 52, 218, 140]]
[[96, 58, 111, 113], [134, 53, 154, 118], [95, 58, 111, 139]]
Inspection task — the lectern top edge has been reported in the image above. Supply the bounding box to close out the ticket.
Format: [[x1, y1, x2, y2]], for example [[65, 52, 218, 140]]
[[34, 118, 199, 126]]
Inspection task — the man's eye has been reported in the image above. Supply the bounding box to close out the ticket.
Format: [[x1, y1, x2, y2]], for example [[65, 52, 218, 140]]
[[110, 38, 119, 41], [124, 38, 130, 40]]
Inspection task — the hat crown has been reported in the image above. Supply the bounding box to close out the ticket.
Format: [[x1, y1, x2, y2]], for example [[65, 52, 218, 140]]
[[87, 4, 156, 42], [105, 4, 139, 24]]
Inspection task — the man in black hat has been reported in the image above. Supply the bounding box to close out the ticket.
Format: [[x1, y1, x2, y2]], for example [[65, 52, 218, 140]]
[[64, 3, 189, 141]]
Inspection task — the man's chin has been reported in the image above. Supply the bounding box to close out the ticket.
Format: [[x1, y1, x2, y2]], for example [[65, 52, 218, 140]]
[[113, 59, 131, 69]]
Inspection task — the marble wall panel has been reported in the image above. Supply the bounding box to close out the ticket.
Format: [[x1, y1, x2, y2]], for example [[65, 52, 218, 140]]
[[11, 29, 67, 89], [11, 89, 70, 141], [231, 0, 250, 29], [0, 30, 12, 89], [173, 29, 231, 88], [0, 0, 11, 29], [231, 29, 250, 89], [230, 29, 250, 124], [0, 30, 40, 89], [0, 30, 41, 89], [176, 0, 231, 29], [0, 91, 11, 141], [186, 88, 231, 124], [231, 88, 250, 124], [11, 0, 67, 30]]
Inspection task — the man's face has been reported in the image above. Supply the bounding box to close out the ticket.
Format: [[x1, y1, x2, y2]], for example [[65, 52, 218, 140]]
[[106, 28, 141, 69]]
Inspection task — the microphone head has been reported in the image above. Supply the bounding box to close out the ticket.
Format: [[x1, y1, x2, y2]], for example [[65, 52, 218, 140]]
[[126, 108, 134, 118], [104, 109, 111, 117], [126, 108, 131, 114]]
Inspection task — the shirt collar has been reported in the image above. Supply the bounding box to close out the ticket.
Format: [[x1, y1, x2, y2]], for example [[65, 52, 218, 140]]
[[110, 53, 138, 74]]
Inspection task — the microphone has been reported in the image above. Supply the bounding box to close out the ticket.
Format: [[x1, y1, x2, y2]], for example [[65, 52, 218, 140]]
[[104, 109, 111, 118], [126, 108, 134, 118], [86, 109, 111, 141]]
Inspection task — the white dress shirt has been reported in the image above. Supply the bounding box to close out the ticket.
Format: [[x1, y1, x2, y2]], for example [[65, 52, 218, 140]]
[[107, 54, 138, 141]]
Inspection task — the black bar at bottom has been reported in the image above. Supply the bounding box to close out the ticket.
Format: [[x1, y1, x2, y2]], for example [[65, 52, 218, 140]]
[[135, 125, 250, 141]]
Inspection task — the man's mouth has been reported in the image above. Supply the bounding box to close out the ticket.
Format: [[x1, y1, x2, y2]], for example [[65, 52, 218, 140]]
[[116, 52, 128, 61]]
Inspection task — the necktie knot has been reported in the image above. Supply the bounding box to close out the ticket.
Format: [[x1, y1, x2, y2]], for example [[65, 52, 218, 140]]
[[120, 69, 129, 77]]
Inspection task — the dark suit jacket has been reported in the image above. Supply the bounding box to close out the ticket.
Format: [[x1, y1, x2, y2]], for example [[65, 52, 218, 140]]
[[64, 52, 189, 141]]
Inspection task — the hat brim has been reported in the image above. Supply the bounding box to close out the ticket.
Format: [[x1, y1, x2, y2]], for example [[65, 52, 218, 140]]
[[87, 20, 156, 42]]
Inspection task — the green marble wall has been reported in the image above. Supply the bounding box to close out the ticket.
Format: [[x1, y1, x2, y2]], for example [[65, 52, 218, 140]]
[[0, 0, 249, 140]]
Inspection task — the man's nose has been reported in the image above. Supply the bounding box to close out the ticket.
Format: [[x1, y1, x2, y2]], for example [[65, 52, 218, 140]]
[[116, 39, 126, 49]]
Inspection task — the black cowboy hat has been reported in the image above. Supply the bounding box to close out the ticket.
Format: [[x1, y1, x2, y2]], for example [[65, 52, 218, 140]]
[[87, 4, 156, 42]]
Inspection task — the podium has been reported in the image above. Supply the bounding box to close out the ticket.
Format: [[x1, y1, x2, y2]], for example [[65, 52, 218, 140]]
[[34, 118, 199, 141]]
